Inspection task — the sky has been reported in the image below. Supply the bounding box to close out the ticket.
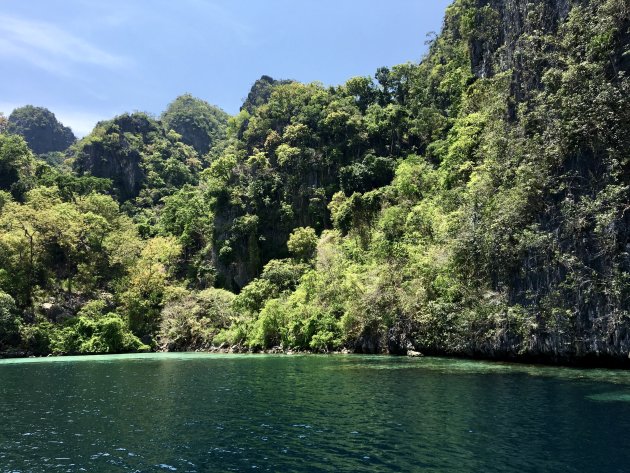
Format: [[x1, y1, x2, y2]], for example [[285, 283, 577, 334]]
[[0, 0, 452, 137]]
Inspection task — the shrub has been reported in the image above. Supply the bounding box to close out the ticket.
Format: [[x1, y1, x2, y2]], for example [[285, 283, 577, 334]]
[[287, 227, 318, 261], [50, 313, 148, 355], [159, 288, 235, 350]]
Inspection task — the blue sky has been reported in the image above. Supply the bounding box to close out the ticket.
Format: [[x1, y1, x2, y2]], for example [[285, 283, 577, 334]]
[[0, 0, 452, 136]]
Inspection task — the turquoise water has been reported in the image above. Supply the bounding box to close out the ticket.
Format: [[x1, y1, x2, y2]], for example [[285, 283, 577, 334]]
[[1, 354, 629, 472]]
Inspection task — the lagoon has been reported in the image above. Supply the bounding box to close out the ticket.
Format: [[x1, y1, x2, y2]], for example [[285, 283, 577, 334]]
[[1, 353, 629, 472]]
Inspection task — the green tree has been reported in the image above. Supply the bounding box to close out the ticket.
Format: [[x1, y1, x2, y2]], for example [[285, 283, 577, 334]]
[[0, 291, 20, 349], [0, 133, 36, 199], [120, 236, 181, 337], [159, 288, 235, 350], [0, 113, 8, 134], [287, 227, 318, 262]]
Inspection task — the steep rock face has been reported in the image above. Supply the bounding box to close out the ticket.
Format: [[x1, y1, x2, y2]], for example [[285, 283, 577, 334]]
[[471, 0, 577, 68], [456, 0, 630, 363], [240, 75, 293, 114], [73, 112, 201, 209], [470, 0, 629, 91], [471, 0, 573, 78], [467, 0, 577, 117], [72, 114, 159, 201], [506, 152, 630, 363], [332, 0, 630, 364], [211, 204, 264, 291], [7, 106, 75, 155], [161, 94, 229, 156]]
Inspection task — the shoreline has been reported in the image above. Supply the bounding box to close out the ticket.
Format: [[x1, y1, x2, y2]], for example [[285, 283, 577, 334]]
[[2, 346, 629, 370]]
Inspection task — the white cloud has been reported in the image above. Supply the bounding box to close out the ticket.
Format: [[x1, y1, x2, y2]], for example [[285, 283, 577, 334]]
[[0, 14, 131, 76]]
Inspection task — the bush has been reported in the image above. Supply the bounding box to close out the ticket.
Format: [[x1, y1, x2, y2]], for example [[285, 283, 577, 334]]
[[260, 259, 309, 291], [233, 279, 276, 315], [20, 323, 53, 355], [287, 227, 318, 261], [159, 288, 235, 350], [50, 313, 148, 355], [248, 298, 290, 349]]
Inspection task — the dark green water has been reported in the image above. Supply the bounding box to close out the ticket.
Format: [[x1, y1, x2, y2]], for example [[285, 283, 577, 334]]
[[1, 354, 630, 472]]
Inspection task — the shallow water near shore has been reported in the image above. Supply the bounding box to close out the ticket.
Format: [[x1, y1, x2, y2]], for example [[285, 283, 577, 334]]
[[1, 353, 629, 472]]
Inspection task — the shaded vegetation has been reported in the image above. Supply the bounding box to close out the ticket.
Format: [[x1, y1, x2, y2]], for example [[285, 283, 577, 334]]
[[161, 94, 229, 156], [1, 0, 628, 364], [7, 106, 75, 155]]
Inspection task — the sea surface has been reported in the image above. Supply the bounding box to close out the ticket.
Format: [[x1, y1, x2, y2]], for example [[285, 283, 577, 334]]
[[0, 353, 629, 472]]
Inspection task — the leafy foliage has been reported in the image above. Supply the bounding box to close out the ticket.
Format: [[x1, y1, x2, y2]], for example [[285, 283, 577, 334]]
[[159, 288, 235, 350], [161, 94, 229, 155], [72, 112, 201, 205], [1, 0, 628, 363]]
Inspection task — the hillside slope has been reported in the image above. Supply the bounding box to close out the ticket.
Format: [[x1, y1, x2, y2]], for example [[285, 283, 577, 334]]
[[208, 0, 630, 363], [0, 0, 628, 365]]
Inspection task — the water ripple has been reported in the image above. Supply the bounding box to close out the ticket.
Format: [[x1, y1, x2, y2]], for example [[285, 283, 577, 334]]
[[0, 354, 629, 472]]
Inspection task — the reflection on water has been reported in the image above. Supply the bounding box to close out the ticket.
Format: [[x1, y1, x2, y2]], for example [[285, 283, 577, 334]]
[[0, 354, 629, 472], [586, 392, 630, 402]]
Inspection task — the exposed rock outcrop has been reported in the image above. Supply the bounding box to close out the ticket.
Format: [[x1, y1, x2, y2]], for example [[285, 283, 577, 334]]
[[7, 106, 75, 155]]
